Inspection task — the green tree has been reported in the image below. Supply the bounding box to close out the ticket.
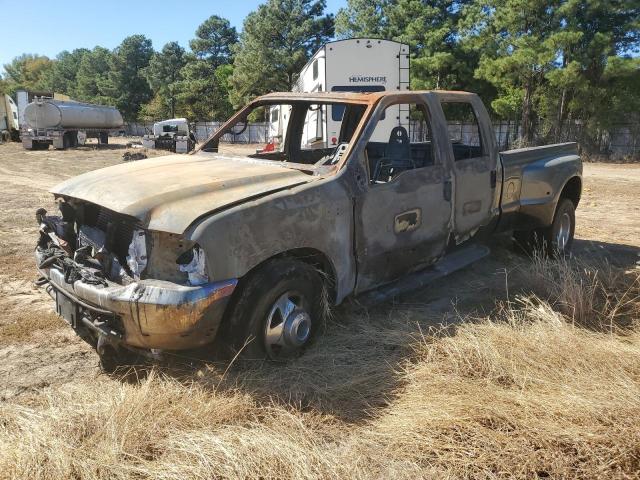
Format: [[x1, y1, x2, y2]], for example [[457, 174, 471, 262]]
[[106, 35, 154, 120], [43, 48, 89, 97], [469, 0, 563, 143], [75, 47, 113, 104], [387, 0, 482, 91], [542, 0, 640, 147], [2, 54, 54, 95], [336, 0, 493, 97], [177, 58, 235, 121], [335, 0, 388, 38], [144, 42, 187, 118], [190, 15, 238, 67], [230, 0, 334, 106], [173, 15, 238, 121]]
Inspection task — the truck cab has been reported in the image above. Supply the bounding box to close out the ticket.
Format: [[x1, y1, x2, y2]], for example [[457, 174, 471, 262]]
[[35, 91, 581, 368], [0, 94, 20, 142]]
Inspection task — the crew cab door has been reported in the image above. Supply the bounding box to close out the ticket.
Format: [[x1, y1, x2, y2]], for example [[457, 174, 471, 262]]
[[354, 97, 453, 293], [437, 94, 499, 240]]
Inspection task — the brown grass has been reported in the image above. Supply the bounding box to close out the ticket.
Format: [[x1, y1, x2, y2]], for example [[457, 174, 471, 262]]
[[1, 258, 639, 479]]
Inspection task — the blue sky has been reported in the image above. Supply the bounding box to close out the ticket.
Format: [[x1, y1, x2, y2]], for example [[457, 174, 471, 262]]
[[0, 0, 347, 65]]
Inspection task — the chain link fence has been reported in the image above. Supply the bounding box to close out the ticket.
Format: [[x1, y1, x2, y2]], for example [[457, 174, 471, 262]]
[[124, 120, 639, 158], [123, 122, 269, 144]]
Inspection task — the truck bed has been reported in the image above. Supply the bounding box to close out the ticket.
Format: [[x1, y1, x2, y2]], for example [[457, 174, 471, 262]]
[[498, 142, 581, 231]]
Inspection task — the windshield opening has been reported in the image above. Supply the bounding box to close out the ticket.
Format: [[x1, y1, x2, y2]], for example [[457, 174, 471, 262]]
[[199, 100, 367, 168]]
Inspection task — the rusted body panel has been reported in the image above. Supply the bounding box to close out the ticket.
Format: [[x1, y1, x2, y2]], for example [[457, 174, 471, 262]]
[[499, 142, 582, 230], [36, 250, 236, 349], [188, 172, 357, 303], [349, 92, 455, 291], [51, 153, 315, 234], [35, 90, 582, 355]]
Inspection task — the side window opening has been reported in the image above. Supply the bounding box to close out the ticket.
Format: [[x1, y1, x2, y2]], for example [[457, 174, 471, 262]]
[[366, 103, 434, 184], [312, 60, 318, 81], [440, 102, 484, 161], [270, 107, 279, 123]]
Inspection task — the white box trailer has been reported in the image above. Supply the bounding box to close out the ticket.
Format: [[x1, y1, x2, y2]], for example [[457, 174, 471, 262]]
[[0, 94, 20, 142], [267, 39, 410, 149]]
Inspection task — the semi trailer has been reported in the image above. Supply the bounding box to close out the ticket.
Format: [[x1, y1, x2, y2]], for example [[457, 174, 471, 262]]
[[0, 94, 20, 143], [22, 98, 123, 150]]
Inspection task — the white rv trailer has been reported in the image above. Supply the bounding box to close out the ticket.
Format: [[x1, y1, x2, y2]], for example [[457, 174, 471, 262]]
[[268, 39, 410, 149]]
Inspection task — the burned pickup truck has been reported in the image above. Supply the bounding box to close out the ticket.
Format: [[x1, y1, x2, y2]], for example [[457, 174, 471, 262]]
[[35, 91, 582, 370]]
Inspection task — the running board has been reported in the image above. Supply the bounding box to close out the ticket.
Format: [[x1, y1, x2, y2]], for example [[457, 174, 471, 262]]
[[356, 244, 490, 306]]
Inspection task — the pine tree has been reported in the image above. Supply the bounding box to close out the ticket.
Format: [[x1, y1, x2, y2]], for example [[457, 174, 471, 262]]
[[75, 47, 113, 105], [144, 42, 187, 118], [106, 35, 154, 121], [230, 0, 334, 106]]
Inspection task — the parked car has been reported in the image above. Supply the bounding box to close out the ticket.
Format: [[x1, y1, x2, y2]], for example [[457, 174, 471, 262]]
[[34, 90, 582, 370]]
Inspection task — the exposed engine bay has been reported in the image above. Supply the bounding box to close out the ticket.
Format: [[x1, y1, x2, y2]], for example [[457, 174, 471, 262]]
[[36, 198, 208, 288]]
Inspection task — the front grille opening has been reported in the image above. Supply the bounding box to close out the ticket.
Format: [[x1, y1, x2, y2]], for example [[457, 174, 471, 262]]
[[80, 203, 136, 263]]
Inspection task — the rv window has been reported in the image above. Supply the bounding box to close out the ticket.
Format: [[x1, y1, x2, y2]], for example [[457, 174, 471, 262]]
[[13, 113, 18, 119], [366, 103, 434, 184], [312, 60, 318, 80], [330, 85, 385, 121], [270, 107, 279, 123], [440, 102, 484, 160]]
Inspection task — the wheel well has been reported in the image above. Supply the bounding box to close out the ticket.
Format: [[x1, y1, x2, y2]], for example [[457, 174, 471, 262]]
[[560, 176, 581, 207], [273, 248, 337, 303], [235, 248, 338, 305]]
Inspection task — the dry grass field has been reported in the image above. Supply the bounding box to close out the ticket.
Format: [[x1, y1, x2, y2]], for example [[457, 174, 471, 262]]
[[0, 139, 639, 479]]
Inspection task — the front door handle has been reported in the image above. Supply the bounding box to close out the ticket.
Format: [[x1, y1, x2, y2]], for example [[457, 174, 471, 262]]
[[443, 180, 452, 202]]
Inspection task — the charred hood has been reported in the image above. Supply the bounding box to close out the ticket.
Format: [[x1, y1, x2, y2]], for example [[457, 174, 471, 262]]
[[51, 153, 313, 234]]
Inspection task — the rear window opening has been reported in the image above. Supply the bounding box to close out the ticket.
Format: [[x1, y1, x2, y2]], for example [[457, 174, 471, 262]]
[[330, 85, 385, 121]]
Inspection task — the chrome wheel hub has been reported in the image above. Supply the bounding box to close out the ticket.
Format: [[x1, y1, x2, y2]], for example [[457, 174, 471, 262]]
[[556, 212, 571, 252], [264, 291, 312, 358]]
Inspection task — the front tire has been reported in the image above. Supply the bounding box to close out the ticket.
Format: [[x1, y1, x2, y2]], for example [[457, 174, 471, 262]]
[[225, 259, 324, 360], [514, 198, 576, 257]]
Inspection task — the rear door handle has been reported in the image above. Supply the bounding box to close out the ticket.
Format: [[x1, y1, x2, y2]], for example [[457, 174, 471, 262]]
[[443, 180, 452, 201]]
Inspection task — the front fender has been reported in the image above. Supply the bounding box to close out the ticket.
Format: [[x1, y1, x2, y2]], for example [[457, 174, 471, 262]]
[[185, 176, 356, 304]]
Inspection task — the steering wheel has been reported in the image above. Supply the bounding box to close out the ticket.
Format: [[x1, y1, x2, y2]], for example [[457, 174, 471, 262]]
[[229, 118, 249, 135]]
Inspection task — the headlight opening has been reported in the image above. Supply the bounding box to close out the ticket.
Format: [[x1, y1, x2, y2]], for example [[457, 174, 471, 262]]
[[176, 244, 209, 286]]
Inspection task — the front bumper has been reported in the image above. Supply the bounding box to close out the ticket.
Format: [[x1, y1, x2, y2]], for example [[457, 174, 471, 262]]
[[35, 249, 237, 350]]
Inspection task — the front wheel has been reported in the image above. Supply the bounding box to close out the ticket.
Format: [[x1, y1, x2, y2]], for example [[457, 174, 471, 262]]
[[514, 198, 576, 257], [225, 259, 324, 360]]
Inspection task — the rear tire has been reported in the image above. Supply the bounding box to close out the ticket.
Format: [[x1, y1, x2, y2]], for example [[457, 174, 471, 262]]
[[514, 198, 575, 257], [224, 259, 324, 360]]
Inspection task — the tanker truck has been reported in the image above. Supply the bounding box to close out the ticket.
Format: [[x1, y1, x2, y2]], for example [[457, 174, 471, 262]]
[[22, 98, 123, 150]]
